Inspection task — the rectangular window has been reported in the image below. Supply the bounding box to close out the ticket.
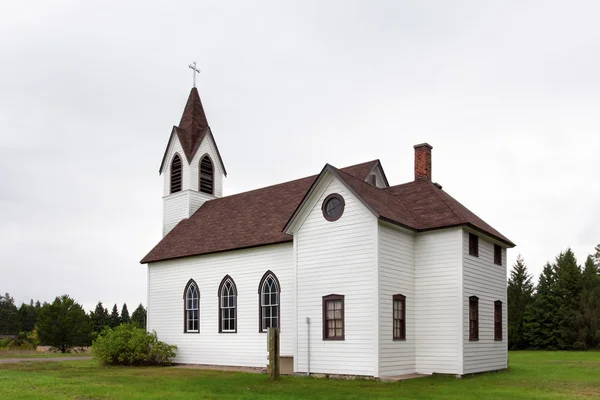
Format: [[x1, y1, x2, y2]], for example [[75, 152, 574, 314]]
[[221, 292, 236, 332], [494, 301, 502, 340], [323, 294, 344, 340], [186, 309, 198, 332], [393, 295, 406, 340], [469, 233, 479, 257], [469, 296, 479, 340], [494, 244, 502, 265]]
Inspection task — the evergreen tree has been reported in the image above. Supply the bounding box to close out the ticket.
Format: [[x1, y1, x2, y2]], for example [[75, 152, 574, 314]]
[[0, 293, 19, 334], [524, 263, 560, 349], [18, 300, 38, 332], [120, 303, 131, 324], [89, 302, 109, 333], [109, 304, 120, 328], [131, 304, 147, 329], [578, 255, 600, 348], [554, 249, 583, 349], [36, 295, 92, 353], [507, 255, 534, 349]]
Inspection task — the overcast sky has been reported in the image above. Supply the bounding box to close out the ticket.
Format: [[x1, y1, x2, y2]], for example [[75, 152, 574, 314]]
[[1, 1, 599, 312]]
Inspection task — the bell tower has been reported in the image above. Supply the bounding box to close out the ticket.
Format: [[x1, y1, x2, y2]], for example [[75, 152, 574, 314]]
[[158, 86, 227, 236]]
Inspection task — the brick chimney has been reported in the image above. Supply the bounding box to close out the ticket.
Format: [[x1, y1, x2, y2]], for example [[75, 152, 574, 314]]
[[414, 143, 432, 181]]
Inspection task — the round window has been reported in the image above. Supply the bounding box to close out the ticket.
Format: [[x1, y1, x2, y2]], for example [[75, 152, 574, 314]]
[[322, 193, 345, 222]]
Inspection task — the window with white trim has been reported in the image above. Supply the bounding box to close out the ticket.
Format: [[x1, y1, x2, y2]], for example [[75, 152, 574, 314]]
[[184, 280, 199, 332], [219, 276, 237, 333], [259, 271, 280, 332]]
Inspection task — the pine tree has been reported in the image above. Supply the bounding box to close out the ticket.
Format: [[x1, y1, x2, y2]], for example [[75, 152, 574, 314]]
[[17, 300, 38, 332], [90, 302, 109, 333], [507, 255, 534, 349], [523, 263, 560, 349], [131, 304, 147, 329], [554, 249, 583, 349], [36, 295, 92, 353], [109, 304, 120, 328], [120, 304, 131, 324], [578, 254, 600, 348], [0, 293, 19, 334]]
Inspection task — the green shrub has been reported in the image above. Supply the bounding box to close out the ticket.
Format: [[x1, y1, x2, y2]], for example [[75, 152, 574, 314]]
[[0, 338, 11, 349], [92, 324, 176, 366]]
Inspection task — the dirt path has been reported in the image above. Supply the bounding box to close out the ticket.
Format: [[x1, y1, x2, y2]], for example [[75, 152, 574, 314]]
[[0, 356, 92, 364]]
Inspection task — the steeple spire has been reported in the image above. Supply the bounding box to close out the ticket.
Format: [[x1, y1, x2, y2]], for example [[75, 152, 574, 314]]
[[175, 87, 211, 162]]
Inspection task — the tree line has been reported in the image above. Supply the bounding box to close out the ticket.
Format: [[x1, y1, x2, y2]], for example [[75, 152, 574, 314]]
[[0, 294, 147, 353], [508, 245, 600, 350]]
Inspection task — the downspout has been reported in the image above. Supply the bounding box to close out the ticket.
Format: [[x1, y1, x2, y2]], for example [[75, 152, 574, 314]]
[[306, 317, 310, 375]]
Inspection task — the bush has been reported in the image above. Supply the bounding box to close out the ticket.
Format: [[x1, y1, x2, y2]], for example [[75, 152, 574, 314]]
[[0, 338, 11, 349], [92, 324, 176, 366], [0, 330, 40, 351]]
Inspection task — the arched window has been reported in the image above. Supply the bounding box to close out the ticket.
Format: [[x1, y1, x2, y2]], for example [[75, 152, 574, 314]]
[[218, 275, 237, 333], [258, 271, 280, 332], [184, 280, 199, 333], [199, 155, 214, 195], [170, 154, 182, 194]]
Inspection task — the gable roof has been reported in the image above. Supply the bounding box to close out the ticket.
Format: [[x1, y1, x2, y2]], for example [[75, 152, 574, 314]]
[[284, 166, 513, 247], [141, 160, 379, 263], [158, 88, 227, 175], [141, 159, 514, 264]]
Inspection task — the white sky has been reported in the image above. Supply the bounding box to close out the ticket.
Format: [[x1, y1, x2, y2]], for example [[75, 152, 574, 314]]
[[1, 0, 599, 311]]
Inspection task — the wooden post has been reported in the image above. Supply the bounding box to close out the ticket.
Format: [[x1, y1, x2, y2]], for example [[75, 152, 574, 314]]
[[267, 327, 280, 380]]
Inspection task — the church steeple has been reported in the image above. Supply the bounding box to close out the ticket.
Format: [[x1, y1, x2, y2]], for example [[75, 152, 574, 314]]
[[159, 86, 227, 236], [176, 88, 211, 163]]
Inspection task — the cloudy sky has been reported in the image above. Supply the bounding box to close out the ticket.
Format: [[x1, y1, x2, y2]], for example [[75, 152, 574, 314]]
[[1, 0, 599, 311]]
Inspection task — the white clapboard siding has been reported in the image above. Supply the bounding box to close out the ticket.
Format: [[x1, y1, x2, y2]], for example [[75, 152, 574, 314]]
[[147, 243, 294, 367], [378, 223, 416, 376], [163, 191, 191, 236], [462, 230, 507, 374], [189, 191, 215, 216], [295, 177, 377, 376], [414, 228, 462, 375]]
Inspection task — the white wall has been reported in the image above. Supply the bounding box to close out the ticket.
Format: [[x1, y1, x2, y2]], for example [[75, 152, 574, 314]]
[[294, 177, 378, 376], [378, 223, 416, 376], [163, 191, 191, 236], [462, 230, 508, 374], [147, 243, 294, 367], [414, 228, 462, 375]]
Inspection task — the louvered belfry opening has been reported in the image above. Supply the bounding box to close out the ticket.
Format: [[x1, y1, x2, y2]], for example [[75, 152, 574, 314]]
[[170, 155, 182, 194], [199, 155, 214, 194]]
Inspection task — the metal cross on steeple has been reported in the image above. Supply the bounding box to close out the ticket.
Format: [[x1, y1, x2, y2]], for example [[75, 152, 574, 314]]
[[188, 62, 200, 87]]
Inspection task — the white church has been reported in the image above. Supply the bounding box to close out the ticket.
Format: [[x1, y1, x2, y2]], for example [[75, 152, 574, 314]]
[[141, 86, 515, 378]]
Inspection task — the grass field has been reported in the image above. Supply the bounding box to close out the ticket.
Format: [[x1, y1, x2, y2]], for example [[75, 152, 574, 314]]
[[0, 351, 598, 399], [0, 352, 83, 359]]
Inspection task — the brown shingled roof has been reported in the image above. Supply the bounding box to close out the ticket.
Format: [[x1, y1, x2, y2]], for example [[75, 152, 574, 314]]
[[384, 180, 514, 246], [142, 159, 513, 264], [141, 160, 379, 263]]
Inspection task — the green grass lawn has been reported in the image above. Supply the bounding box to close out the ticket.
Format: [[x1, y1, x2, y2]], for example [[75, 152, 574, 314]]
[[0, 351, 87, 359], [0, 351, 598, 399]]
